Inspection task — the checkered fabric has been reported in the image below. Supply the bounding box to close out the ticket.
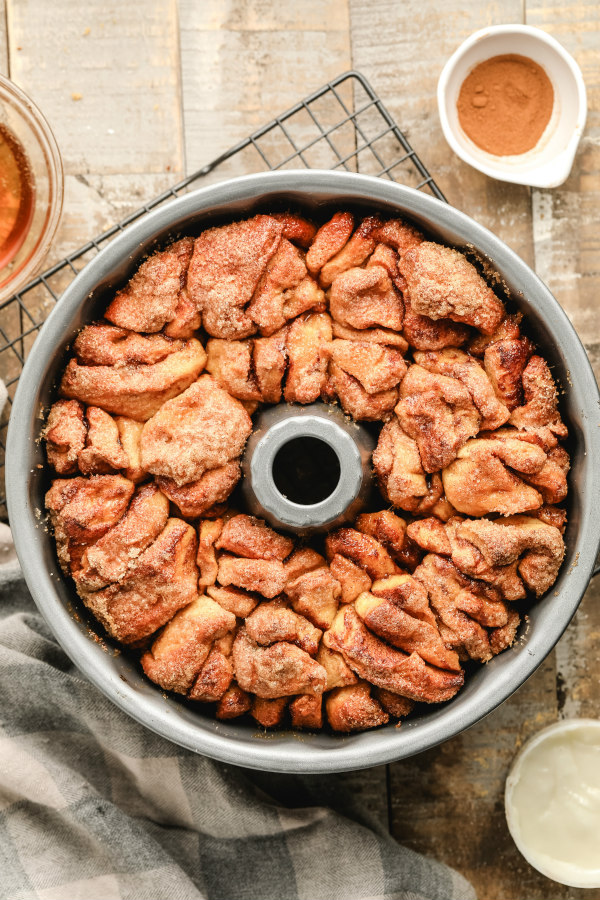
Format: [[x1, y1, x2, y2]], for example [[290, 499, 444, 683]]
[[0, 561, 478, 900]]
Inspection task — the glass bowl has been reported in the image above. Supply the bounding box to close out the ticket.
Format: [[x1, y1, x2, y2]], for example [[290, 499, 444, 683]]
[[0, 75, 64, 302]]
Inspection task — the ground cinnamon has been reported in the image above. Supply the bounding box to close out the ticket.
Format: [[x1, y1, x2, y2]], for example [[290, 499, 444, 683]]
[[456, 54, 554, 156]]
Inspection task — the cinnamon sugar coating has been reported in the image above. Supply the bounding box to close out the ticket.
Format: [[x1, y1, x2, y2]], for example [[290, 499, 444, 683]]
[[44, 210, 569, 733]]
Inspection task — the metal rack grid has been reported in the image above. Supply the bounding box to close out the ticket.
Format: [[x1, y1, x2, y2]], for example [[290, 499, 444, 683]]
[[0, 70, 445, 514]]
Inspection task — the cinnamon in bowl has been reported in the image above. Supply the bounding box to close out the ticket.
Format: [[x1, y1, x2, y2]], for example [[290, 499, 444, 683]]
[[437, 25, 587, 188], [457, 54, 554, 157]]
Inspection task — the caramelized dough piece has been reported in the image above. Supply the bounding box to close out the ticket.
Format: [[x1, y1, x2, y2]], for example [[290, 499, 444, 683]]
[[217, 556, 287, 598], [326, 683, 389, 733], [60, 338, 207, 421], [197, 518, 224, 588], [248, 238, 324, 335], [374, 689, 415, 719], [490, 427, 569, 505], [205, 339, 261, 402], [484, 337, 533, 411], [216, 682, 252, 719], [206, 583, 259, 618], [44, 400, 87, 475], [396, 365, 480, 473], [187, 215, 282, 339], [105, 238, 194, 333], [327, 362, 399, 421], [371, 218, 424, 257], [73, 325, 184, 367], [114, 417, 146, 483], [355, 590, 461, 672], [45, 475, 134, 575], [216, 514, 294, 561], [78, 407, 127, 475], [442, 436, 545, 516], [332, 320, 409, 353], [141, 376, 252, 485], [271, 212, 317, 248], [232, 629, 327, 698], [81, 518, 198, 644], [354, 510, 407, 562], [251, 696, 288, 728], [414, 348, 510, 430], [325, 606, 463, 703], [529, 505, 567, 533], [402, 295, 471, 351], [329, 265, 403, 331], [408, 516, 525, 602], [509, 356, 567, 437], [188, 633, 235, 702], [289, 694, 323, 730], [469, 314, 523, 356], [284, 547, 326, 582], [319, 216, 380, 287], [329, 554, 372, 604], [284, 566, 341, 629], [330, 340, 407, 394], [284, 312, 332, 404], [157, 462, 241, 518], [253, 328, 288, 402], [164, 288, 203, 339], [78, 483, 169, 590], [305, 212, 354, 275], [316, 644, 359, 690], [450, 515, 565, 597], [414, 554, 516, 662], [400, 242, 505, 335], [245, 600, 322, 656], [373, 419, 431, 513], [141, 594, 235, 693], [325, 528, 397, 580]]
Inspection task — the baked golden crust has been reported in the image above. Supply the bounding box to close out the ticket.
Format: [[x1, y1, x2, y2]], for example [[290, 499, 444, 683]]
[[44, 211, 569, 733], [140, 375, 252, 486], [105, 238, 194, 334], [60, 336, 206, 421], [187, 215, 283, 339], [400, 241, 505, 334]]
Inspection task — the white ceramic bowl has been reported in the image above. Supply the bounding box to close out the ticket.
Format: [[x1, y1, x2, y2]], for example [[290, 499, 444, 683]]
[[437, 25, 587, 188], [505, 718, 600, 887]]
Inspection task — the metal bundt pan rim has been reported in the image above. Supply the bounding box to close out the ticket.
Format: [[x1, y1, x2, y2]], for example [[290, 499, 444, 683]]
[[7, 170, 600, 773]]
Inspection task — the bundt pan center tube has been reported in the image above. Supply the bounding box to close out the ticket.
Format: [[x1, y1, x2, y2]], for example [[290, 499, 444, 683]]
[[6, 170, 600, 773], [242, 402, 375, 534]]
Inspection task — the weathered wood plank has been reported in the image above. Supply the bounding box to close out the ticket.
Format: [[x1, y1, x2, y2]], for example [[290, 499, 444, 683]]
[[179, 0, 352, 175], [0, 0, 8, 76], [5, 0, 183, 176], [527, 1, 600, 379]]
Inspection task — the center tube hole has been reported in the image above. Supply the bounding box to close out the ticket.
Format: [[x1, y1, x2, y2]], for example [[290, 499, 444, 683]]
[[272, 436, 341, 505]]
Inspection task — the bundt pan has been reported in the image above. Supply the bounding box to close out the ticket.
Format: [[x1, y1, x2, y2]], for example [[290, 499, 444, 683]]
[[6, 170, 600, 773]]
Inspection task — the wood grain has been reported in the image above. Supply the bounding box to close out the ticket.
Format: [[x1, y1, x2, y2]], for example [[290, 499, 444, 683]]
[[179, 0, 352, 175], [0, 0, 7, 76], [5, 0, 183, 176]]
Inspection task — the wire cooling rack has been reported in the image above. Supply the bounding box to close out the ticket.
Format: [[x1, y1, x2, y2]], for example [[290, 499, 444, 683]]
[[0, 70, 445, 516]]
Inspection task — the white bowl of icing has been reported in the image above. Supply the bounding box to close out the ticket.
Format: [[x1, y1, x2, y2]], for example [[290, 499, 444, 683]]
[[505, 718, 600, 888]]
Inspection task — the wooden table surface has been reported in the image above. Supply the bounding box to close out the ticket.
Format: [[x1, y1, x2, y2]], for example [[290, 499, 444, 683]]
[[1, 2, 599, 898]]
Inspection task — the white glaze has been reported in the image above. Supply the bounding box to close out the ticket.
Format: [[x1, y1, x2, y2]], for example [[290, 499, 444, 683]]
[[505, 719, 600, 887]]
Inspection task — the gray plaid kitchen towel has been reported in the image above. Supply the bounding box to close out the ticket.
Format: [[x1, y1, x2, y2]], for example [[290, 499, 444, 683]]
[[0, 528, 475, 900]]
